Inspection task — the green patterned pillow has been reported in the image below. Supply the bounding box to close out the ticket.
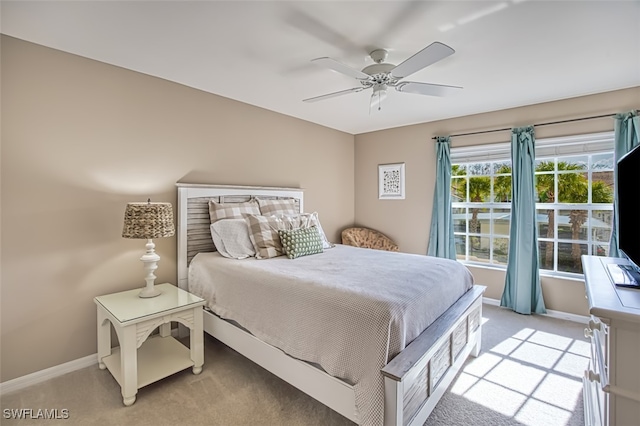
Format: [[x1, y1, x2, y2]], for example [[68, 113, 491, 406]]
[[278, 226, 324, 259]]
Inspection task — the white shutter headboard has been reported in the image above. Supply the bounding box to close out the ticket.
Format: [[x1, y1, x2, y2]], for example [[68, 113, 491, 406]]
[[176, 183, 304, 291]]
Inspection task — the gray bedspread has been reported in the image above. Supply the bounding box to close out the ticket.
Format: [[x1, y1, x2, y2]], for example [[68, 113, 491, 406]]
[[188, 244, 474, 425]]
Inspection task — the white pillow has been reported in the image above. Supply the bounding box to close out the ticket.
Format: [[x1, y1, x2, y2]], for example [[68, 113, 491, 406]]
[[281, 212, 334, 250], [210, 219, 256, 259], [308, 212, 334, 250]]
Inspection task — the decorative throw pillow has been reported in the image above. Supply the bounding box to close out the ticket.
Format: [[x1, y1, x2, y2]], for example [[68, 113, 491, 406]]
[[281, 212, 334, 250], [210, 219, 255, 259], [208, 199, 260, 224], [278, 226, 324, 259], [256, 198, 298, 216], [245, 214, 292, 259]]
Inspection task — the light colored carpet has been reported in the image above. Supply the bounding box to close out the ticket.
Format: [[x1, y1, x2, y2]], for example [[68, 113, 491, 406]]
[[0, 304, 588, 425]]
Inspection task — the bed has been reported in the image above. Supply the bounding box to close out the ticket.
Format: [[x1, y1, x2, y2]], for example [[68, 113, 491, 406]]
[[176, 183, 485, 426]]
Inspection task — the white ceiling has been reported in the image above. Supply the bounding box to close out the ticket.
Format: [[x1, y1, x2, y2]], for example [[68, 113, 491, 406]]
[[2, 1, 639, 135]]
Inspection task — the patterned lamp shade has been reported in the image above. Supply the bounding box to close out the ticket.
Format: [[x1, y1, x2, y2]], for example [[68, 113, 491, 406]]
[[122, 201, 175, 239]]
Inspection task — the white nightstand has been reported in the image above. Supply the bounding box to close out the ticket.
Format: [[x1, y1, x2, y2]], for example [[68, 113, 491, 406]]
[[94, 283, 205, 406]]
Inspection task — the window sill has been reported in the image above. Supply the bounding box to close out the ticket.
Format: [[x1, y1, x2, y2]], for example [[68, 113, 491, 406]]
[[460, 261, 585, 282]]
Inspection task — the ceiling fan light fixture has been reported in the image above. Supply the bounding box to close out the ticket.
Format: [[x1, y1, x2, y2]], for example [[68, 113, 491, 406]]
[[370, 84, 388, 112], [373, 84, 388, 97]]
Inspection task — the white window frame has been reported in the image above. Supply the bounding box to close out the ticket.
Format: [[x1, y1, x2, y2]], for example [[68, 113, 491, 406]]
[[451, 131, 614, 278]]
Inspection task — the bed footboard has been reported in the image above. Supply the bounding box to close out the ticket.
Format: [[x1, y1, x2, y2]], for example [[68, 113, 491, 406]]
[[382, 285, 485, 426]]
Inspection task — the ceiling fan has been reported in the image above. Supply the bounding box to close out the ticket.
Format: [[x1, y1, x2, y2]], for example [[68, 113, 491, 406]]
[[303, 42, 462, 111]]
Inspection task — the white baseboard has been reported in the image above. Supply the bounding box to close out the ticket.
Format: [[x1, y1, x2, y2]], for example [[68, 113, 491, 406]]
[[0, 353, 97, 396], [483, 297, 589, 324], [0, 328, 182, 396]]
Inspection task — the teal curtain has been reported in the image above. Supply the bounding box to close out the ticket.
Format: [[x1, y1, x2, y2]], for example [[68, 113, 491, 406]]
[[609, 111, 640, 258], [501, 126, 546, 314], [427, 136, 456, 259]]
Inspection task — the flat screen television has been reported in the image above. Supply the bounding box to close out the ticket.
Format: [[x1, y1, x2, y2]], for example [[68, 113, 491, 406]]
[[616, 142, 640, 284]]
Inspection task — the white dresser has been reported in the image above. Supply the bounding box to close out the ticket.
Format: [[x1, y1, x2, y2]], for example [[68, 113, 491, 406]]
[[582, 255, 640, 426]]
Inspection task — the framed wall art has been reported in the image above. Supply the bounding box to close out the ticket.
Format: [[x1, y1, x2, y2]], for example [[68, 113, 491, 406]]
[[378, 163, 405, 200]]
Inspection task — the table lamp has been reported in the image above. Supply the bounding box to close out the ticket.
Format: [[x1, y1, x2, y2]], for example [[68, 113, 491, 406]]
[[122, 199, 175, 298]]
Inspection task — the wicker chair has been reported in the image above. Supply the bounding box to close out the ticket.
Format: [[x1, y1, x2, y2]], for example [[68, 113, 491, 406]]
[[341, 227, 399, 252]]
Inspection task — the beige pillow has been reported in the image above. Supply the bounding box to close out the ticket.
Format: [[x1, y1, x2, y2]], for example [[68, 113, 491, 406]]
[[208, 199, 260, 224], [245, 214, 294, 259], [256, 198, 298, 216]]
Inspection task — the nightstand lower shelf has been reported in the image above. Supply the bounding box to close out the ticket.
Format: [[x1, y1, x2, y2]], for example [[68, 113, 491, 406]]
[[102, 336, 194, 389]]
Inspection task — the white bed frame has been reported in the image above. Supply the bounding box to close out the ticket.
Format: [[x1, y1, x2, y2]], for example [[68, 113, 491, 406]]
[[176, 183, 485, 426]]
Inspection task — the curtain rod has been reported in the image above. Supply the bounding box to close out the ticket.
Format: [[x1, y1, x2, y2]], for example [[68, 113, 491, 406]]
[[432, 110, 639, 140]]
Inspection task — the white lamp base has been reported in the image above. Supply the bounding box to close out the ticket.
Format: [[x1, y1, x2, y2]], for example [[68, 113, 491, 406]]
[[138, 285, 162, 298], [139, 238, 162, 298]]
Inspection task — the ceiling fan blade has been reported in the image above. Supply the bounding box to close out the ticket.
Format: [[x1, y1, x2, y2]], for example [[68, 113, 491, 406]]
[[390, 42, 455, 79], [395, 81, 462, 97], [303, 87, 364, 103], [368, 1, 430, 49], [286, 9, 365, 58], [311, 57, 371, 80]]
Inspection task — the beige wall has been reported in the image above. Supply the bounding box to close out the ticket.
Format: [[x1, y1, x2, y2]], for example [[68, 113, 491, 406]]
[[2, 32, 638, 383], [355, 86, 640, 316], [0, 36, 355, 382]]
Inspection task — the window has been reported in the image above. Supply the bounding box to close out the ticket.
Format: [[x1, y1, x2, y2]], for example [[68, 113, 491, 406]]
[[451, 132, 614, 276], [451, 161, 512, 266]]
